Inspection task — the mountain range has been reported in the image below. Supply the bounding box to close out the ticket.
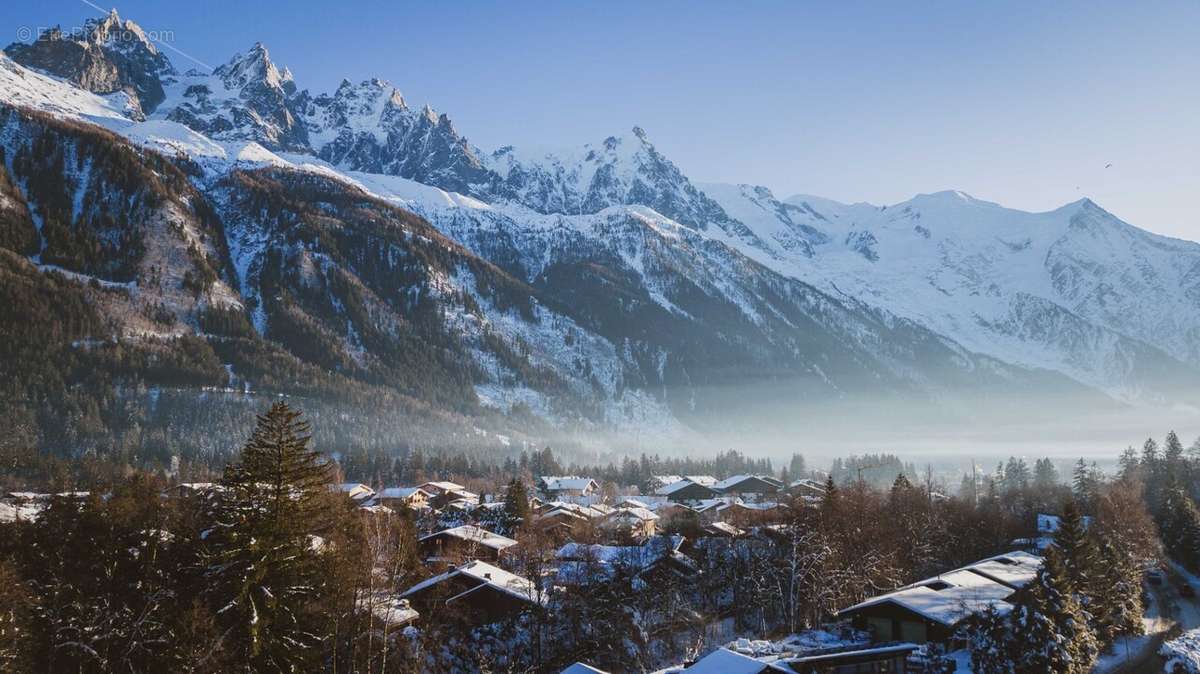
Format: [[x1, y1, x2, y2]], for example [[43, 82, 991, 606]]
[[2, 10, 1197, 457]]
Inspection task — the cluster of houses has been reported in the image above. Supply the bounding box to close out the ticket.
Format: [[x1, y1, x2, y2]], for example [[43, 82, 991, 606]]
[[4, 478, 1047, 673]]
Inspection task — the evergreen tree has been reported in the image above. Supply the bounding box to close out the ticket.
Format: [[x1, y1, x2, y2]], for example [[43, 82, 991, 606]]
[[892, 473, 914, 493], [1072, 459, 1097, 508], [1053, 500, 1097, 595], [1034, 458, 1060, 490], [966, 605, 1017, 674], [1012, 546, 1100, 673], [1117, 447, 1140, 484], [503, 478, 531, 530], [203, 403, 334, 671], [789, 453, 807, 479], [1093, 535, 1144, 644]]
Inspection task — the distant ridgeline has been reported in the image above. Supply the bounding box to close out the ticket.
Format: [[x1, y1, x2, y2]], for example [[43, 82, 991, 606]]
[[4, 10, 1200, 465]]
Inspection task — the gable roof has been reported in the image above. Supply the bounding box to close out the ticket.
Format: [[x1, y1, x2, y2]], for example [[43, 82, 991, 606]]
[[657, 479, 718, 496], [838, 564, 1027, 626], [684, 648, 783, 674], [538, 476, 599, 492], [401, 560, 540, 604], [377, 487, 431, 499], [713, 475, 780, 492], [420, 525, 517, 551], [419, 481, 466, 494], [560, 664, 608, 674]]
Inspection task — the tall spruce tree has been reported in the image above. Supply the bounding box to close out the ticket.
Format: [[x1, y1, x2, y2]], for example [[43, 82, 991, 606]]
[[1054, 500, 1097, 595], [203, 403, 334, 671], [503, 478, 531, 531], [1013, 546, 1100, 673]]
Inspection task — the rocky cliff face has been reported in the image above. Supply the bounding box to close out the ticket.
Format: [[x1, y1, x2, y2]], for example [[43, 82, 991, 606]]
[[4, 10, 174, 118]]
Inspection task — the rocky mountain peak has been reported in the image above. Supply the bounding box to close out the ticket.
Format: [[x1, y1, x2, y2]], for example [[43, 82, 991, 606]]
[[4, 9, 174, 117]]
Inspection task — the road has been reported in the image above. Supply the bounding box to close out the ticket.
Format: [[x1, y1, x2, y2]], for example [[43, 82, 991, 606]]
[[1110, 564, 1200, 674]]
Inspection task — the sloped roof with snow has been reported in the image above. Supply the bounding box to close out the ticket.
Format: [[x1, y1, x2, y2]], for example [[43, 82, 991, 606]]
[[961, 552, 1043, 589], [713, 475, 779, 491], [839, 566, 1020, 626], [378, 487, 430, 499], [401, 560, 539, 603], [539, 476, 599, 492], [559, 663, 608, 674], [684, 648, 780, 674], [657, 478, 718, 496], [420, 525, 517, 551]]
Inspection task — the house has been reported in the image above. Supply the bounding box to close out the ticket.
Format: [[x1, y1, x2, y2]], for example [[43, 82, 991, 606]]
[[418, 481, 467, 497], [657, 479, 720, 503], [786, 478, 828, 500], [556, 536, 699, 586], [538, 476, 600, 499], [837, 551, 1042, 643], [419, 525, 518, 566], [701, 521, 744, 538], [560, 663, 608, 674], [600, 505, 660, 539], [682, 648, 786, 673], [331, 483, 375, 505], [400, 560, 541, 625], [713, 475, 782, 501], [358, 594, 419, 629], [776, 642, 921, 673], [375, 487, 431, 510], [162, 483, 221, 500], [724, 501, 787, 527]]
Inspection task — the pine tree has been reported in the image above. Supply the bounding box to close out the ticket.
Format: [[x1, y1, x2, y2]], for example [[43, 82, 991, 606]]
[[892, 473, 914, 493], [1117, 447, 1140, 484], [1094, 535, 1144, 644], [203, 403, 334, 671], [503, 478, 531, 530], [1053, 500, 1097, 595], [1013, 546, 1100, 673], [966, 605, 1017, 674]]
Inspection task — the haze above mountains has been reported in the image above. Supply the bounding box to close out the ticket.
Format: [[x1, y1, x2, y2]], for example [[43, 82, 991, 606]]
[[1, 11, 1197, 459]]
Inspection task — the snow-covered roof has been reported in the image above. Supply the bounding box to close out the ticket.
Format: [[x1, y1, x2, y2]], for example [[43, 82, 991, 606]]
[[683, 648, 781, 674], [332, 483, 375, 500], [378, 487, 430, 499], [539, 476, 599, 492], [959, 552, 1043, 589], [559, 663, 608, 674], [619, 497, 650, 509], [420, 525, 517, 551], [419, 481, 466, 494], [685, 475, 718, 486], [713, 475, 778, 491], [839, 567, 1018, 626], [789, 478, 827, 492], [401, 560, 539, 604], [606, 506, 659, 522], [656, 478, 717, 496]]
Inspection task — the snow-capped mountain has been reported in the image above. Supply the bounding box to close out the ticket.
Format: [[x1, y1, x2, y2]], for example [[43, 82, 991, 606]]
[[2, 13, 1199, 451], [4, 9, 174, 118], [698, 183, 1200, 402]]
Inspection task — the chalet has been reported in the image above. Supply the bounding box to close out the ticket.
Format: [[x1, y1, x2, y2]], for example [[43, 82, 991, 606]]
[[556, 536, 699, 586], [701, 521, 744, 538], [375, 487, 431, 510], [776, 642, 921, 673], [162, 483, 221, 500], [657, 479, 720, 503], [361, 596, 419, 630], [419, 525, 518, 566], [560, 663, 609, 674], [785, 478, 828, 500], [331, 483, 375, 505], [538, 476, 600, 499], [713, 475, 783, 501], [724, 501, 787, 527], [418, 480, 467, 497], [400, 560, 541, 625], [682, 648, 785, 673], [838, 551, 1042, 643], [600, 505, 660, 539]]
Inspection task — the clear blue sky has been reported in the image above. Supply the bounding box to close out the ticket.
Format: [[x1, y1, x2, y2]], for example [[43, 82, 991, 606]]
[[4, 1, 1198, 239]]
